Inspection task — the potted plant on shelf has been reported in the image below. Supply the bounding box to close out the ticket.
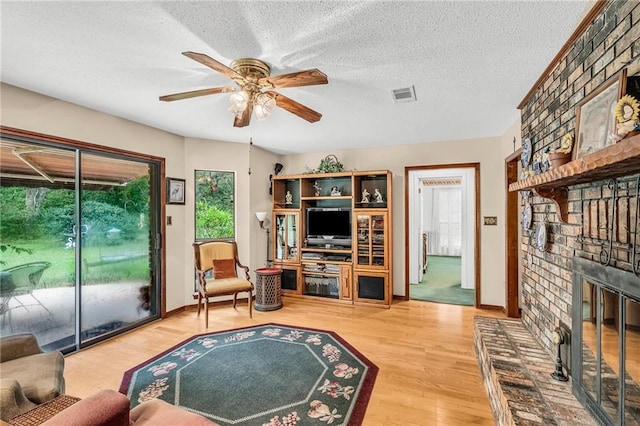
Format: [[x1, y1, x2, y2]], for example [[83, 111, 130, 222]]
[[548, 133, 573, 169], [315, 155, 345, 173]]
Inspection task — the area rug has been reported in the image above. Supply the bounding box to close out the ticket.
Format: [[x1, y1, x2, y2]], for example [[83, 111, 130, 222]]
[[119, 323, 377, 425]]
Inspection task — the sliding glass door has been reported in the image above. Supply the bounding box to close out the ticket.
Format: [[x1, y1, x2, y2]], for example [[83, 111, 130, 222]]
[[0, 133, 161, 352]]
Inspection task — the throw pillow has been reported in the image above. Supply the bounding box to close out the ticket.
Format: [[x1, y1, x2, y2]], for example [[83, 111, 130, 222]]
[[212, 259, 237, 279]]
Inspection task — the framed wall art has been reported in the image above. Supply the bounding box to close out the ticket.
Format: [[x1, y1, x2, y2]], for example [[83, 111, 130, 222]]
[[166, 177, 186, 205], [573, 70, 627, 160]]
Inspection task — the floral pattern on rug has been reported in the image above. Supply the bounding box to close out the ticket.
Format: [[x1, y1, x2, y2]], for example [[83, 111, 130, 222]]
[[138, 378, 169, 403], [121, 324, 376, 425]]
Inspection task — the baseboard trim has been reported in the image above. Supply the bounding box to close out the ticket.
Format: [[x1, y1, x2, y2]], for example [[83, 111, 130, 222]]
[[479, 304, 504, 312], [182, 297, 253, 313], [165, 306, 186, 318], [171, 297, 502, 315]]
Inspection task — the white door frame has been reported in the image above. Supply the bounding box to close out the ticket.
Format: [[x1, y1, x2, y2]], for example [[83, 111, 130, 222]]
[[405, 164, 480, 306]]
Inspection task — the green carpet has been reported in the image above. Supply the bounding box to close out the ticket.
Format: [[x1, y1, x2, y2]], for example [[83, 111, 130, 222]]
[[410, 256, 475, 306], [119, 323, 377, 425]]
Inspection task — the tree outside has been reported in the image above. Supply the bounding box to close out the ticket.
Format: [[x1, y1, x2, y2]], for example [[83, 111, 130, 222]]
[[194, 170, 235, 240], [0, 176, 151, 285]]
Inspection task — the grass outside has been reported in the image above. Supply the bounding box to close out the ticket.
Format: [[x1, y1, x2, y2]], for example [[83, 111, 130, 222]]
[[0, 238, 150, 287]]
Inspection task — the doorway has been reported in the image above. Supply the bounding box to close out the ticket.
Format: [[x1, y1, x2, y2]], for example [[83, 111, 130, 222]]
[[505, 149, 522, 317], [405, 164, 480, 306]]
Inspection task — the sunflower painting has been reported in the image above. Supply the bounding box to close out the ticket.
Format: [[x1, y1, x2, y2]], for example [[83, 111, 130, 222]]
[[614, 94, 640, 137]]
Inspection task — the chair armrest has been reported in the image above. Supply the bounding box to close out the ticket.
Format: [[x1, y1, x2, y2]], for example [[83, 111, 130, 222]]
[[234, 260, 250, 280], [0, 334, 43, 363], [195, 268, 213, 290], [239, 265, 250, 280], [41, 389, 130, 426], [0, 379, 37, 421]]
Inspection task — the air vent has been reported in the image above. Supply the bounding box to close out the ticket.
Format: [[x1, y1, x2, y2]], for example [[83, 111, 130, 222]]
[[391, 86, 417, 103]]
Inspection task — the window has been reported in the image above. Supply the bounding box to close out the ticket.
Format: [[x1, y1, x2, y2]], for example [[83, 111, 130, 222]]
[[194, 170, 235, 240]]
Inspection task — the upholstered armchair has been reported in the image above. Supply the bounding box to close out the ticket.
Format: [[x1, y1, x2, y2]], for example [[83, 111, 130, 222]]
[[193, 240, 253, 328], [0, 333, 65, 420]]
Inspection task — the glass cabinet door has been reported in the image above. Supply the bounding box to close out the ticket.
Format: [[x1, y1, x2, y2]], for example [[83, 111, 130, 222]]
[[274, 211, 299, 262], [355, 212, 387, 269]]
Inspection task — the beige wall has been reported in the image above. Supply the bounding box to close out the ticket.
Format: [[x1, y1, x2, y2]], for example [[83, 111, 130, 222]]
[[249, 145, 282, 268], [500, 119, 521, 159], [182, 138, 277, 289], [2, 82, 512, 309], [282, 135, 507, 306]]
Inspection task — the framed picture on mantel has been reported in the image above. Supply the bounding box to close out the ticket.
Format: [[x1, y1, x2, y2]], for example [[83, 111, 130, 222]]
[[573, 69, 627, 160]]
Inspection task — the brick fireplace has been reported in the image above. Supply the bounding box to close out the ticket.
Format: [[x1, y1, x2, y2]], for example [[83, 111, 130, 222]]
[[476, 1, 640, 425], [518, 0, 640, 354]]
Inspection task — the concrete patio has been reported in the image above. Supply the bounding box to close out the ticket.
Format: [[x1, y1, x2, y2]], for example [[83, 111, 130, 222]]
[[0, 281, 153, 349]]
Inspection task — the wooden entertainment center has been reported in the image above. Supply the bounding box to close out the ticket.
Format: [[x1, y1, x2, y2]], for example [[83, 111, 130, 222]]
[[271, 170, 392, 307]]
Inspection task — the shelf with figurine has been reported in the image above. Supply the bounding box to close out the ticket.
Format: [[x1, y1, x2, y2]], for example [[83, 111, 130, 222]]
[[353, 172, 389, 209], [511, 131, 640, 192], [273, 178, 301, 209], [300, 175, 352, 198]]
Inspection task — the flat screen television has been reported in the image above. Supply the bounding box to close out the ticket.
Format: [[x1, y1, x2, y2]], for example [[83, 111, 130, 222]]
[[306, 207, 352, 247]]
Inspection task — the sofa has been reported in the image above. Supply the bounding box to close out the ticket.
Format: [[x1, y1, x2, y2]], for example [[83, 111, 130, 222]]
[[22, 389, 217, 425], [0, 333, 64, 420]]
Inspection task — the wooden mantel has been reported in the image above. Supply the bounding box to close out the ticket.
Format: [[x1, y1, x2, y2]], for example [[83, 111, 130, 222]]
[[508, 133, 640, 222]]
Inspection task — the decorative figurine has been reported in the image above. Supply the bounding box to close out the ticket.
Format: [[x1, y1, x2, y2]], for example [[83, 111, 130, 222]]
[[285, 190, 293, 204], [313, 181, 322, 196], [541, 147, 550, 172], [533, 152, 543, 174], [520, 169, 532, 180], [374, 188, 383, 203], [330, 186, 341, 196], [361, 188, 370, 203]]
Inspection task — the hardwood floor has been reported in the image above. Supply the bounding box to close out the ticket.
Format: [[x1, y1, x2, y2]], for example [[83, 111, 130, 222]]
[[64, 298, 504, 425]]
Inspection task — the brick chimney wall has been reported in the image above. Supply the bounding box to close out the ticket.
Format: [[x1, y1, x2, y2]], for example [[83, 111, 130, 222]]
[[519, 0, 640, 352]]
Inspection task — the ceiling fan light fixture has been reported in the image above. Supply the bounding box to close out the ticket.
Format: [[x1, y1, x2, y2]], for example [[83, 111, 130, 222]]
[[254, 92, 276, 121], [161, 52, 326, 127], [228, 90, 250, 117]]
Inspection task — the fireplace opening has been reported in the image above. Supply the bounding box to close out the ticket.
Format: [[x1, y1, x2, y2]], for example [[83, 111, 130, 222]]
[[571, 257, 640, 425]]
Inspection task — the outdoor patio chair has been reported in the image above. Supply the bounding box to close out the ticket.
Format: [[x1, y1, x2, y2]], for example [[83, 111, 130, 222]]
[[1, 261, 53, 319], [193, 240, 253, 328]]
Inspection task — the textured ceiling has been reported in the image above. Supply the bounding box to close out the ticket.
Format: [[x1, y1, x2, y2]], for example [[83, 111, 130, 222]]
[[1, 1, 591, 155]]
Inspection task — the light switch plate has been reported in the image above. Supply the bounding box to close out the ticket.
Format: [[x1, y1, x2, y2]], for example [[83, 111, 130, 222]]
[[483, 216, 497, 226]]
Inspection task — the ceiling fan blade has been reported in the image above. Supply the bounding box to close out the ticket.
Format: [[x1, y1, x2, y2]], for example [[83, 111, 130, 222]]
[[233, 102, 254, 128], [260, 69, 328, 89], [159, 86, 236, 102], [182, 51, 244, 81], [271, 92, 322, 123]]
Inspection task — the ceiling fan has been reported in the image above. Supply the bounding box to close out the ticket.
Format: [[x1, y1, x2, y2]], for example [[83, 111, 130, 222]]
[[159, 52, 328, 128]]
